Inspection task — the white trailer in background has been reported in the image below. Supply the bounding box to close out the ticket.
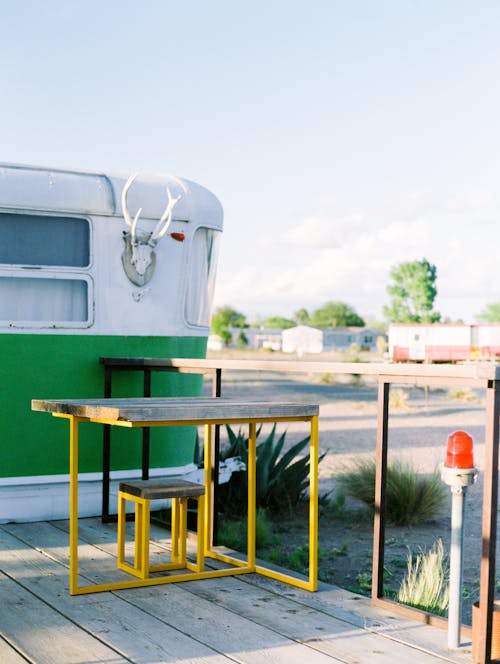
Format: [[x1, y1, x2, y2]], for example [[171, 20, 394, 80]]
[[389, 323, 500, 362]]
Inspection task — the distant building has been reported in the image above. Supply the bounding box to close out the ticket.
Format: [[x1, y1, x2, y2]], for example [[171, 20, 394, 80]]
[[209, 325, 383, 354], [282, 325, 323, 354], [282, 325, 382, 354], [210, 328, 283, 350], [207, 334, 224, 351], [322, 328, 379, 352]]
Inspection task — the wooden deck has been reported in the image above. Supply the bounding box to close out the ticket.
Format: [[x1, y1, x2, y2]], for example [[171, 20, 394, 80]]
[[0, 517, 473, 664]]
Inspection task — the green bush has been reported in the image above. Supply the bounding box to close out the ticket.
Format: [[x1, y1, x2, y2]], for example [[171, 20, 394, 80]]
[[218, 508, 277, 551], [337, 458, 447, 526], [216, 424, 325, 516]]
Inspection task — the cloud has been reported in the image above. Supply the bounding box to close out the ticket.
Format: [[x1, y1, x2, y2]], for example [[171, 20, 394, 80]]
[[285, 217, 339, 247], [214, 189, 500, 321], [284, 213, 367, 248]]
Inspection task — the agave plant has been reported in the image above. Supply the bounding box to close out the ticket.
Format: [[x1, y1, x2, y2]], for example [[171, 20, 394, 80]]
[[216, 424, 325, 516]]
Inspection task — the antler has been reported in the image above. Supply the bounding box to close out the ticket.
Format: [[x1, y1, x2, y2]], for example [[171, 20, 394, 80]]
[[121, 174, 142, 244], [149, 187, 182, 245]]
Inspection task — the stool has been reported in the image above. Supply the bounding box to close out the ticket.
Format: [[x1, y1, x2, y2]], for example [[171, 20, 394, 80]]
[[117, 478, 205, 580]]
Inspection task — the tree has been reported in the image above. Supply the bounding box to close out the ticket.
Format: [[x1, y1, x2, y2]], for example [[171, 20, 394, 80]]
[[310, 301, 365, 327], [211, 306, 248, 336], [262, 316, 295, 329], [383, 258, 441, 324], [235, 331, 249, 348], [293, 308, 311, 325], [477, 302, 500, 323]]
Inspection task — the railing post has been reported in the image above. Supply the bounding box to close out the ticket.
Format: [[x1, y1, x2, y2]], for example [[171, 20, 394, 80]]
[[102, 365, 112, 522], [211, 368, 222, 545], [477, 379, 500, 664], [372, 378, 389, 600]]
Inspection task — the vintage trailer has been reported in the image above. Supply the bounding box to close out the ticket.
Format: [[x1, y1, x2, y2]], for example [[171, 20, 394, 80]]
[[471, 324, 500, 359], [389, 323, 500, 362], [0, 163, 223, 522]]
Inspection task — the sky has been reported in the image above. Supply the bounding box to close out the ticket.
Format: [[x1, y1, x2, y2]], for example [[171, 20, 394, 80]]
[[1, 0, 499, 325]]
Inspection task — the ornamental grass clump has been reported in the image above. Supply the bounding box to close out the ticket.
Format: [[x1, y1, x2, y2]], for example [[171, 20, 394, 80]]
[[389, 388, 411, 411], [337, 458, 447, 526], [397, 539, 449, 615]]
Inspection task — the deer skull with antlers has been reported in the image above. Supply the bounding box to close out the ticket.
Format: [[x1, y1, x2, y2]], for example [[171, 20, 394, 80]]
[[121, 174, 181, 287]]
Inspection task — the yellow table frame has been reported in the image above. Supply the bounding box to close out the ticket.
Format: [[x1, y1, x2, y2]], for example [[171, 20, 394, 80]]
[[55, 413, 319, 595]]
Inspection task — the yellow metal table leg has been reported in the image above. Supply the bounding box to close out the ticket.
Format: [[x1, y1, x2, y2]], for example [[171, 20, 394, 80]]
[[203, 423, 212, 555], [309, 414, 319, 591], [69, 415, 81, 596], [247, 422, 257, 570]]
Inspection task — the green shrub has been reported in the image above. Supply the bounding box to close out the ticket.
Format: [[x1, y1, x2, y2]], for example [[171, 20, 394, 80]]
[[337, 458, 447, 526], [217, 519, 244, 550], [217, 508, 277, 551], [216, 424, 325, 516], [286, 544, 311, 573], [397, 539, 449, 615], [255, 508, 275, 548]]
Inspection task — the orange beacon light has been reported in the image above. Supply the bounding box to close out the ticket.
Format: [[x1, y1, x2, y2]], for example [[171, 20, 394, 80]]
[[445, 430, 474, 469]]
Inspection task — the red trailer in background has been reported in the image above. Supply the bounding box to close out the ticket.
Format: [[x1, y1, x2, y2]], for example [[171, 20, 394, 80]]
[[388, 323, 500, 362]]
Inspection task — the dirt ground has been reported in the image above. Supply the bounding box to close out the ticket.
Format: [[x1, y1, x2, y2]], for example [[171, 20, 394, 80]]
[[204, 350, 492, 624]]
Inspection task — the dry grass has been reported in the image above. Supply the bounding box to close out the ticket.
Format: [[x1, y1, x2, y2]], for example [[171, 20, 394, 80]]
[[397, 539, 449, 615]]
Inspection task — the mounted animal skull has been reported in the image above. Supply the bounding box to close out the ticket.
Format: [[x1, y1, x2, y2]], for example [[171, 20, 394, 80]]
[[121, 174, 181, 286]]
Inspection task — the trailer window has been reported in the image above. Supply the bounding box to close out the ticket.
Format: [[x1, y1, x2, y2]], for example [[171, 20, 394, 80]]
[[0, 213, 90, 267], [185, 227, 221, 327], [0, 275, 90, 326]]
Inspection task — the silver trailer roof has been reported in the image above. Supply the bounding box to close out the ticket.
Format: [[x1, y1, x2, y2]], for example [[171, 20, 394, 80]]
[[0, 162, 223, 228]]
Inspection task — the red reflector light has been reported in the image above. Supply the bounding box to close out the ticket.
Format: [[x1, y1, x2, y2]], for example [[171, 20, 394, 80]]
[[170, 232, 185, 242], [445, 430, 474, 469]]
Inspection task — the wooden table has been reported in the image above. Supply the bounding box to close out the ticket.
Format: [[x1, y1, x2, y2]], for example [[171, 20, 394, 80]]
[[32, 397, 320, 596]]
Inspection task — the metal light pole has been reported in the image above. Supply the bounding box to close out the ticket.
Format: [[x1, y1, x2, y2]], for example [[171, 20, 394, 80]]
[[440, 431, 477, 650]]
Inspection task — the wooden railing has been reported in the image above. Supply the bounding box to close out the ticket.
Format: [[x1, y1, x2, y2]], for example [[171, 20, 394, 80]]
[[101, 356, 500, 664]]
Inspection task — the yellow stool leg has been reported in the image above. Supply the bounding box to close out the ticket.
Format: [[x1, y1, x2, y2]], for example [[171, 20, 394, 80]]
[[196, 495, 205, 572], [117, 491, 126, 567], [141, 498, 151, 579], [116, 492, 151, 580], [171, 498, 180, 563], [179, 497, 187, 566], [134, 501, 143, 574]]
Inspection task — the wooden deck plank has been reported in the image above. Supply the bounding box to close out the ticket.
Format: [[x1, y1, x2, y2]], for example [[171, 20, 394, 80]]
[[3, 522, 346, 663], [228, 574, 472, 663], [0, 636, 31, 663], [3, 523, 340, 664], [178, 573, 467, 664], [0, 525, 235, 664], [0, 519, 474, 664], [0, 569, 127, 664], [47, 518, 473, 663]]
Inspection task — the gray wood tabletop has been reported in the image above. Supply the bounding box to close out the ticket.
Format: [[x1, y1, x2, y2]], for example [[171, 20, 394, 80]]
[[31, 397, 319, 423]]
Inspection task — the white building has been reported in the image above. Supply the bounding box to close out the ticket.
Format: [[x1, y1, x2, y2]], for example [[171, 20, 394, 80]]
[[282, 325, 324, 354], [282, 325, 382, 354]]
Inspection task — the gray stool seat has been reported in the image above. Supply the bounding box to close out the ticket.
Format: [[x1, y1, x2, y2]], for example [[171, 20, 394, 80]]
[[119, 478, 205, 500], [117, 478, 206, 580]]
